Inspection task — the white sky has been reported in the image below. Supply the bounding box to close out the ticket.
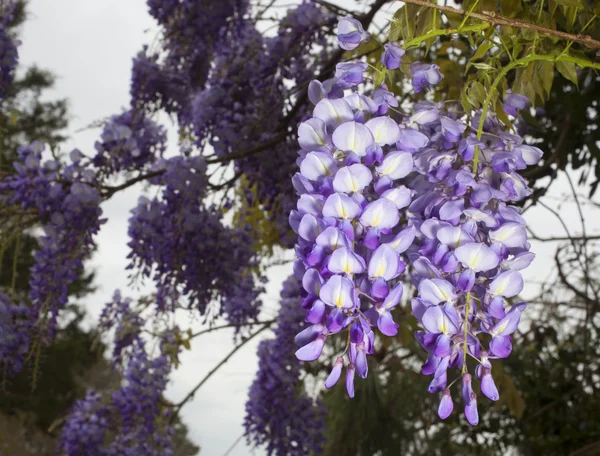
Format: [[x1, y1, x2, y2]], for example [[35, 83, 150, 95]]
[[18, 1, 600, 455]]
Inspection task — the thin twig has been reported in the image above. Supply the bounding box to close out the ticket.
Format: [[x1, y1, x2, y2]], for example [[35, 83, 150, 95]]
[[190, 319, 276, 339], [170, 321, 274, 418]]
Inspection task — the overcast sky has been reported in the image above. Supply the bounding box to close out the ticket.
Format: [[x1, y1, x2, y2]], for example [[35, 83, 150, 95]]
[[17, 1, 600, 455]]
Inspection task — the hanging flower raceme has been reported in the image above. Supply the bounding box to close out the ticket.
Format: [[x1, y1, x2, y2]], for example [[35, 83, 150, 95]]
[[291, 27, 418, 397], [244, 276, 327, 456], [406, 99, 540, 424], [0, 0, 19, 101], [292, 17, 539, 422]]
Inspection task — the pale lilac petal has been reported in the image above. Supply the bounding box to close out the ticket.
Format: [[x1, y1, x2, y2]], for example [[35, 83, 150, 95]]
[[313, 98, 354, 129], [490, 303, 524, 336], [455, 242, 500, 272], [376, 151, 413, 179], [294, 324, 323, 347], [320, 275, 356, 309], [365, 116, 401, 145], [308, 80, 326, 105], [381, 42, 405, 70], [297, 193, 325, 216], [302, 268, 324, 295], [295, 336, 326, 361], [397, 127, 429, 151], [381, 185, 412, 209], [489, 270, 523, 298], [368, 244, 401, 280], [437, 226, 473, 247], [337, 17, 370, 51], [328, 247, 366, 274], [411, 297, 430, 321], [300, 151, 337, 181], [489, 222, 528, 248], [344, 93, 378, 113], [360, 199, 399, 229], [316, 226, 351, 251], [501, 251, 535, 270], [515, 144, 543, 165], [298, 214, 327, 242], [438, 390, 454, 419], [298, 118, 330, 151], [439, 199, 464, 221], [322, 193, 362, 220], [419, 278, 457, 305], [333, 164, 372, 193], [332, 121, 375, 156], [386, 226, 416, 253], [421, 306, 445, 334]]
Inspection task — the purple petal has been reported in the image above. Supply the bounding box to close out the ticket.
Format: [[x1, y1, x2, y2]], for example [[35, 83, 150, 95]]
[[464, 393, 479, 425], [397, 127, 429, 151], [439, 199, 464, 221], [306, 299, 326, 324], [383, 283, 403, 310], [294, 324, 323, 346], [325, 357, 344, 388], [381, 42, 405, 70], [302, 268, 324, 295], [481, 369, 499, 401], [437, 226, 473, 247], [489, 334, 512, 358], [295, 336, 326, 361], [377, 310, 398, 336], [346, 363, 356, 397], [337, 17, 370, 51], [355, 349, 368, 378], [455, 243, 500, 272], [422, 353, 440, 375], [438, 390, 454, 419], [501, 251, 535, 270], [335, 61, 367, 89], [434, 333, 452, 357]]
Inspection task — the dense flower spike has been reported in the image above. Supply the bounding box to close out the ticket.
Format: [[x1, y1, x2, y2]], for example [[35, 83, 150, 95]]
[[293, 18, 539, 423], [0, 0, 19, 100], [127, 156, 264, 325], [245, 276, 327, 456], [0, 292, 30, 375]]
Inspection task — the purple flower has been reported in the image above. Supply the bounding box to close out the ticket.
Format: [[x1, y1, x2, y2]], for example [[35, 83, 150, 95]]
[[337, 17, 370, 51], [381, 42, 405, 70], [410, 62, 443, 93]]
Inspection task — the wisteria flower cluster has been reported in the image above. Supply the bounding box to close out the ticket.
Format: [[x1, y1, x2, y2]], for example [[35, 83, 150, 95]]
[[292, 17, 540, 424], [59, 291, 178, 456], [244, 276, 327, 456], [0, 142, 105, 337]]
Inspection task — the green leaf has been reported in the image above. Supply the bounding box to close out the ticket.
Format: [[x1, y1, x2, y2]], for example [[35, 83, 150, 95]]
[[471, 41, 494, 62], [500, 0, 523, 17], [556, 60, 579, 86], [472, 62, 496, 71], [555, 0, 580, 6]]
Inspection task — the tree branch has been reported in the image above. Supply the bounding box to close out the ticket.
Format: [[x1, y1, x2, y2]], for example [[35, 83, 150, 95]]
[[190, 319, 276, 339], [399, 0, 600, 51], [170, 321, 274, 418], [101, 169, 166, 196]]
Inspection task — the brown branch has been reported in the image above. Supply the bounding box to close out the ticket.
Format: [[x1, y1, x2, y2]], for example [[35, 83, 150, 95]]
[[189, 319, 276, 339], [170, 321, 274, 419], [399, 0, 600, 51], [101, 169, 166, 196], [205, 133, 288, 164], [528, 233, 600, 242]]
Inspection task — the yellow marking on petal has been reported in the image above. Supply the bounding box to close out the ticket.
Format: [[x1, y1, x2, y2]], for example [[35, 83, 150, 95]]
[[493, 320, 508, 335], [343, 260, 352, 274], [441, 319, 448, 335], [335, 293, 343, 308], [376, 264, 385, 277]]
